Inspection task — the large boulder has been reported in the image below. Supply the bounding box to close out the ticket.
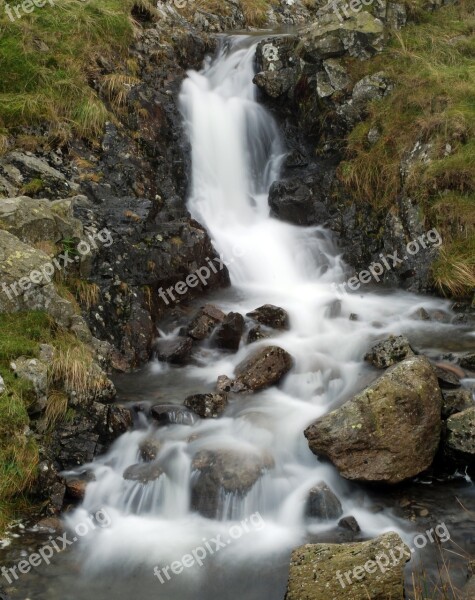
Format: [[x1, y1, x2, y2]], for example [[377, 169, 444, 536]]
[[305, 356, 442, 483], [191, 449, 273, 518], [231, 345, 293, 392], [285, 532, 410, 600]]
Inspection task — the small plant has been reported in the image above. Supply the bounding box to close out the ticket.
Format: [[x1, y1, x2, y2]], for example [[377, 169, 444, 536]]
[[20, 178, 44, 196]]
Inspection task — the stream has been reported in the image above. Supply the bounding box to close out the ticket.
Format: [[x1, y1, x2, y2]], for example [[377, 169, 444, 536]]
[[1, 34, 474, 600]]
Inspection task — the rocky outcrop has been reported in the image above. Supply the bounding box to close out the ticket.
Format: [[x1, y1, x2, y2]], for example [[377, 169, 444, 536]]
[[285, 532, 410, 600], [221, 345, 294, 393], [305, 356, 442, 483]]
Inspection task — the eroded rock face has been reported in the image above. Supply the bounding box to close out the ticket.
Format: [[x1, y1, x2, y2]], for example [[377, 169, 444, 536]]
[[232, 345, 293, 392], [246, 304, 290, 330], [285, 532, 410, 600], [305, 356, 442, 483], [184, 393, 228, 419], [305, 482, 343, 520], [364, 335, 414, 369], [191, 449, 273, 517]]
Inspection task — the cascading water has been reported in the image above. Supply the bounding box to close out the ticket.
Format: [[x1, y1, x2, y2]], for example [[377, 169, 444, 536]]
[[23, 35, 471, 600]]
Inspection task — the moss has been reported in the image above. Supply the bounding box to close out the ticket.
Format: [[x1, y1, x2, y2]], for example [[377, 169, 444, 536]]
[[339, 0, 475, 297]]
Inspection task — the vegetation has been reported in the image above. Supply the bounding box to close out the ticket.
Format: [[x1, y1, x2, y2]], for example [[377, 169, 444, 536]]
[[340, 0, 475, 297], [0, 0, 156, 140]]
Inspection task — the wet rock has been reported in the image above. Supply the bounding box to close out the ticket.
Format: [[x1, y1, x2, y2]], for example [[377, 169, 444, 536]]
[[35, 517, 64, 533], [214, 312, 245, 351], [191, 449, 273, 518], [216, 375, 234, 393], [253, 68, 299, 99], [339, 516, 361, 533], [305, 356, 442, 483], [139, 438, 162, 462], [364, 335, 414, 369], [154, 336, 193, 365], [268, 175, 329, 226], [305, 482, 343, 520], [184, 393, 228, 419], [445, 408, 475, 456], [433, 364, 462, 389], [285, 532, 409, 600], [150, 403, 197, 426], [187, 304, 225, 341], [246, 304, 290, 330], [412, 307, 431, 321], [65, 479, 88, 500], [247, 326, 272, 344], [461, 354, 475, 371], [123, 462, 164, 483], [232, 346, 293, 392], [442, 389, 473, 419]]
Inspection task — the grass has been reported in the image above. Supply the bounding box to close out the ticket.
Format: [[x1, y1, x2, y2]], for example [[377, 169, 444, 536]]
[[0, 0, 157, 139], [187, 0, 276, 26], [339, 0, 475, 297]]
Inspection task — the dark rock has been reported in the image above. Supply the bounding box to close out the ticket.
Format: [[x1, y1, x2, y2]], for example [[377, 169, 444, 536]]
[[364, 335, 414, 369], [268, 175, 329, 226], [214, 312, 245, 351], [154, 336, 193, 365], [123, 462, 164, 483], [191, 449, 273, 518], [461, 354, 475, 371], [433, 364, 462, 389], [305, 482, 343, 520], [305, 356, 442, 483], [246, 304, 290, 330], [150, 404, 197, 426], [442, 389, 473, 419], [339, 516, 361, 533], [184, 393, 228, 419], [139, 438, 162, 462], [65, 479, 89, 500], [232, 346, 293, 392], [187, 304, 226, 340], [412, 307, 431, 321], [247, 326, 272, 344]]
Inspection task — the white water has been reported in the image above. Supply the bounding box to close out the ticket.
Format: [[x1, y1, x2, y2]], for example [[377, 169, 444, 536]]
[[64, 36, 458, 594]]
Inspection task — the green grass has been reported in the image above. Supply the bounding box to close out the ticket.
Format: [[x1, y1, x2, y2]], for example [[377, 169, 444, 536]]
[[338, 0, 475, 297], [0, 0, 156, 138]]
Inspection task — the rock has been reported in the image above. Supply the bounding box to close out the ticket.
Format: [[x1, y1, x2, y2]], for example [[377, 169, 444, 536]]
[[305, 356, 442, 483], [0, 375, 5, 394], [253, 68, 298, 99], [139, 438, 162, 462], [150, 404, 197, 426], [191, 449, 273, 518], [184, 393, 228, 419], [461, 354, 475, 371], [268, 175, 329, 226], [285, 532, 410, 600], [364, 335, 414, 369], [412, 307, 431, 321], [316, 70, 334, 98], [247, 326, 272, 344], [216, 375, 234, 393], [305, 482, 343, 520], [187, 304, 225, 340], [214, 312, 245, 351], [387, 2, 407, 30], [433, 364, 462, 389], [323, 58, 350, 91], [442, 389, 473, 419], [339, 516, 361, 533], [65, 479, 89, 500], [154, 336, 193, 365], [123, 462, 164, 483], [445, 408, 475, 457], [35, 516, 64, 533], [232, 346, 293, 392], [246, 304, 289, 330]]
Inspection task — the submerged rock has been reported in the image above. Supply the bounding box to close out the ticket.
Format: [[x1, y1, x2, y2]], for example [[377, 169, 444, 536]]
[[187, 304, 225, 341], [364, 335, 414, 369], [339, 516, 361, 533], [123, 462, 164, 483], [305, 356, 442, 483], [305, 482, 343, 520], [214, 312, 245, 351], [154, 336, 193, 365], [246, 304, 290, 330], [285, 532, 409, 600], [150, 404, 197, 426], [139, 439, 162, 462], [247, 325, 272, 344], [184, 393, 228, 419]]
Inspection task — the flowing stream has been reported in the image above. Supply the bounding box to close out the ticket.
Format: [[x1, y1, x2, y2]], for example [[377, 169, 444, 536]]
[[3, 34, 474, 600]]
